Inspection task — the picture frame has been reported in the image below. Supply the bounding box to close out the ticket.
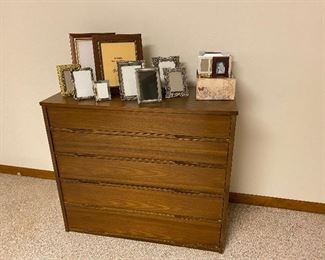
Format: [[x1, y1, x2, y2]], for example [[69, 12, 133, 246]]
[[198, 56, 212, 77], [71, 68, 95, 100], [135, 68, 162, 104], [211, 56, 231, 78], [69, 33, 115, 80], [117, 60, 145, 101], [92, 34, 143, 91], [163, 66, 189, 98], [93, 80, 111, 102], [56, 64, 81, 96], [151, 56, 180, 84]]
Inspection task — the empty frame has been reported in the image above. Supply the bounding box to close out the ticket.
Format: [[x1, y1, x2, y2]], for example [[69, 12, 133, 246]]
[[118, 60, 145, 101], [56, 64, 81, 96], [72, 68, 94, 100], [135, 68, 162, 104], [163, 67, 189, 98], [93, 80, 111, 101], [152, 56, 180, 84]]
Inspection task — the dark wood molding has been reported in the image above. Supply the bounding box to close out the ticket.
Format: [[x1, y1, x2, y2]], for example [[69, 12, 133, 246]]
[[0, 164, 54, 180], [0, 165, 324, 215], [230, 192, 325, 215]]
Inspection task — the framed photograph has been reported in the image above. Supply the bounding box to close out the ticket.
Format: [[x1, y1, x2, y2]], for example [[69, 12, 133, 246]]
[[198, 56, 212, 77], [117, 60, 145, 101], [69, 33, 115, 80], [93, 80, 111, 102], [135, 68, 162, 104], [92, 34, 143, 90], [211, 56, 231, 78], [71, 68, 95, 100], [152, 56, 180, 84], [163, 66, 189, 98], [56, 64, 81, 96]]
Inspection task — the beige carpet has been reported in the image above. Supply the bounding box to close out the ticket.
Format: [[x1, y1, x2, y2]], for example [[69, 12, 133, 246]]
[[0, 174, 324, 260]]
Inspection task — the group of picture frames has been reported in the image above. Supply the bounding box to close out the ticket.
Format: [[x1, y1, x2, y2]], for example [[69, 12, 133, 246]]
[[56, 32, 189, 104], [198, 51, 233, 78]]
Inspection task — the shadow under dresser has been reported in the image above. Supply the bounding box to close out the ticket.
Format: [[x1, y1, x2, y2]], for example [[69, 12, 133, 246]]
[[40, 91, 238, 253]]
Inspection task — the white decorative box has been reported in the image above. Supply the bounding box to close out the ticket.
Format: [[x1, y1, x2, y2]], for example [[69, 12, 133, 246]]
[[196, 78, 236, 100]]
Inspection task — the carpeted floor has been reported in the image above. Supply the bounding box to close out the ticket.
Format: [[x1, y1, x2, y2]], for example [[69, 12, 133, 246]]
[[0, 174, 324, 260]]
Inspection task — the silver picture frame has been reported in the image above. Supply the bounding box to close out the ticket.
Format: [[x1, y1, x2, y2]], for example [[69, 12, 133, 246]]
[[151, 56, 180, 85], [71, 67, 95, 100], [135, 68, 162, 104], [117, 60, 145, 101], [93, 80, 111, 102], [163, 66, 189, 98]]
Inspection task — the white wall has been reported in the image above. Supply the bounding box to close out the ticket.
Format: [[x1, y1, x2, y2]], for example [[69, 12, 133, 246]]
[[0, 1, 324, 203]]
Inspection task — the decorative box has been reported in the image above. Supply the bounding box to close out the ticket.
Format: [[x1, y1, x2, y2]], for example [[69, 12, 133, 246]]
[[196, 78, 236, 100]]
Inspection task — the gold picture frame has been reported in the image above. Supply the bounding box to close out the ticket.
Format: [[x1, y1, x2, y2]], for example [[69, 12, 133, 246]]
[[56, 64, 81, 96]]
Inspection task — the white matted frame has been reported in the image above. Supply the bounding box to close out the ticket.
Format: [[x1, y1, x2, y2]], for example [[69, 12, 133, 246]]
[[69, 33, 115, 81], [93, 80, 111, 102], [135, 68, 162, 104], [117, 60, 145, 101], [71, 68, 95, 100], [163, 66, 189, 98], [152, 56, 180, 85]]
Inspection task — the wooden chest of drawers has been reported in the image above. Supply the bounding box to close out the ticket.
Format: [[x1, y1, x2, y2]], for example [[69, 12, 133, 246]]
[[40, 91, 238, 253]]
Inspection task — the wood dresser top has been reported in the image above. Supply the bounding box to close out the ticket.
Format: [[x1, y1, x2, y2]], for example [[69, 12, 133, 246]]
[[40, 88, 238, 115]]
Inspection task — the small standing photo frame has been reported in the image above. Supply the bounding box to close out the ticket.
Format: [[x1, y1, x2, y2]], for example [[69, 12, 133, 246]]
[[71, 68, 94, 100], [117, 60, 145, 101], [163, 67, 189, 98], [152, 56, 180, 85], [69, 32, 115, 80], [93, 80, 111, 102], [56, 64, 81, 96], [211, 56, 231, 78], [198, 56, 212, 78], [135, 68, 162, 104]]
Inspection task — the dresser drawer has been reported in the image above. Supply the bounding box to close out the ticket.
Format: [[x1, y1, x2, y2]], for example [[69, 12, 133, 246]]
[[66, 204, 221, 250], [57, 154, 226, 194], [61, 180, 223, 220], [52, 131, 229, 165], [47, 107, 231, 139]]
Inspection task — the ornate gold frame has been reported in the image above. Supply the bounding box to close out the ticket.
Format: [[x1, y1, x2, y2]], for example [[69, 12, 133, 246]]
[[56, 64, 81, 96]]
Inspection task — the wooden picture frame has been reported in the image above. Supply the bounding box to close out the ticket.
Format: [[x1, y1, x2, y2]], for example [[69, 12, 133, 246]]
[[56, 64, 81, 96], [71, 68, 95, 100], [211, 56, 230, 78], [152, 56, 180, 85], [135, 68, 162, 104], [92, 34, 143, 91], [69, 33, 115, 80], [163, 66, 189, 98], [93, 80, 111, 102], [117, 60, 145, 101]]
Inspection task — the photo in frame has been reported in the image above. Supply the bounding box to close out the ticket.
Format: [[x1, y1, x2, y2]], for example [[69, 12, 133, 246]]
[[152, 56, 180, 85], [135, 68, 162, 104], [56, 64, 81, 96], [117, 60, 145, 101], [163, 66, 189, 98], [92, 34, 143, 90], [69, 33, 115, 80], [211, 56, 231, 78], [93, 80, 111, 102], [71, 68, 94, 100], [198, 56, 212, 78]]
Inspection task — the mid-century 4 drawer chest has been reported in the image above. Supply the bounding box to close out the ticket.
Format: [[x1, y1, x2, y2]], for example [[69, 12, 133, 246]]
[[40, 90, 238, 252]]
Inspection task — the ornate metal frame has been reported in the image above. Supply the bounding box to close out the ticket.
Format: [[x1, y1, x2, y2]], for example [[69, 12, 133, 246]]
[[135, 68, 162, 104], [93, 80, 111, 102], [151, 56, 180, 68], [163, 66, 189, 98], [197, 56, 212, 78], [117, 60, 145, 101], [56, 64, 81, 96], [71, 67, 95, 101]]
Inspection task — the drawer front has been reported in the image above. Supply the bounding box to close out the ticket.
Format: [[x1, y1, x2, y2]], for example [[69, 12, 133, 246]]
[[57, 154, 226, 194], [61, 180, 223, 220], [47, 107, 231, 139], [66, 204, 221, 250], [52, 131, 229, 165]]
